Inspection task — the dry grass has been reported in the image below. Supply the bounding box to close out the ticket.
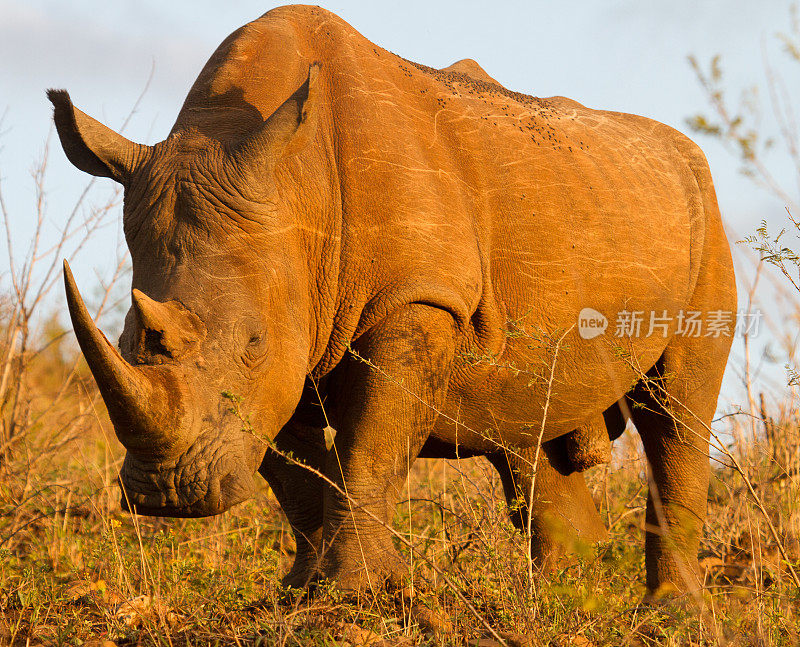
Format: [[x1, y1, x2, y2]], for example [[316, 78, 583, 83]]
[[0, 331, 798, 646]]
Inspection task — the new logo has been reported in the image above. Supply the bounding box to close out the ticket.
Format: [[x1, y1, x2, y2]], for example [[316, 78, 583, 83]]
[[578, 308, 608, 339]]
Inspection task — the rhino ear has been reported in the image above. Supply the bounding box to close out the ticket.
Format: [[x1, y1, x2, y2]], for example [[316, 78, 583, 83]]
[[47, 89, 151, 183], [232, 63, 320, 168]]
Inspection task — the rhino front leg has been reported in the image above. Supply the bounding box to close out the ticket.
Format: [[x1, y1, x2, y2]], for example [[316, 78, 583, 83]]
[[488, 440, 608, 570], [259, 385, 328, 589], [321, 304, 456, 592]]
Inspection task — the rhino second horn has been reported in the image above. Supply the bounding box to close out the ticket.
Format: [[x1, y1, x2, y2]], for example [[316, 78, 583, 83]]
[[132, 289, 205, 357], [63, 261, 185, 455]]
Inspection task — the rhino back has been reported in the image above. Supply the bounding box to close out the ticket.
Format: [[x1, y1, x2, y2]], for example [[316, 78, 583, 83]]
[[171, 5, 700, 317]]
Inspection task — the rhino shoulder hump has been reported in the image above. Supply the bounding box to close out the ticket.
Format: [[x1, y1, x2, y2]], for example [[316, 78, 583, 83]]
[[442, 58, 502, 86]]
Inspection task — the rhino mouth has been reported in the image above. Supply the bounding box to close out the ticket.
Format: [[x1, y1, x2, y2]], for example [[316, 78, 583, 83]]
[[118, 428, 264, 518]]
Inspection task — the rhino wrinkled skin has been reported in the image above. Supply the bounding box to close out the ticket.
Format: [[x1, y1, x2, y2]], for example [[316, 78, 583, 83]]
[[50, 5, 735, 596]]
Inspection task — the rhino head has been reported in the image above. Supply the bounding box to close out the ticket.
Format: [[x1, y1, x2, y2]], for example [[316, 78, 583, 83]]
[[50, 66, 323, 517]]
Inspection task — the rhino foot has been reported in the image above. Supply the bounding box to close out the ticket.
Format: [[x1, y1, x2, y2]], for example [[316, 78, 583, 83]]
[[280, 540, 322, 591], [316, 546, 412, 597]]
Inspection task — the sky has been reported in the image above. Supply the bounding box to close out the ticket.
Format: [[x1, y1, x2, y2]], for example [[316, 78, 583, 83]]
[[2, 0, 799, 407]]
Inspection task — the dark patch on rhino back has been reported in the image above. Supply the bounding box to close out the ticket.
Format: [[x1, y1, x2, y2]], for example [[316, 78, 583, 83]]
[[404, 58, 556, 114]]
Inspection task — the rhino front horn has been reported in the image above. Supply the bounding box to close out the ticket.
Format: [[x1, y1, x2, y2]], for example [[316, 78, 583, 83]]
[[63, 260, 187, 455]]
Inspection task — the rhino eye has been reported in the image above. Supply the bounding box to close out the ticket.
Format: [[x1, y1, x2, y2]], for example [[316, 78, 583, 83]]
[[234, 317, 266, 353], [240, 326, 267, 369], [243, 329, 266, 351]]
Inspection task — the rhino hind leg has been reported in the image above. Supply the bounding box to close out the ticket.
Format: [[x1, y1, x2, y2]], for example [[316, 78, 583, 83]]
[[629, 335, 731, 597], [626, 191, 734, 596], [259, 384, 329, 589], [628, 352, 717, 597], [488, 442, 608, 570]]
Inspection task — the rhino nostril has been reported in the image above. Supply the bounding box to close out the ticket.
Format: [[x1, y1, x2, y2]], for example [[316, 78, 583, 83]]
[[141, 328, 173, 362]]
